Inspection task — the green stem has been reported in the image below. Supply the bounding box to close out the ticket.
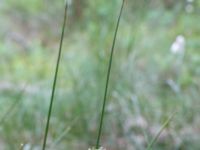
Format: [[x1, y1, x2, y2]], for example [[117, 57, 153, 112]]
[[42, 3, 68, 150], [95, 0, 125, 148], [146, 111, 177, 150]]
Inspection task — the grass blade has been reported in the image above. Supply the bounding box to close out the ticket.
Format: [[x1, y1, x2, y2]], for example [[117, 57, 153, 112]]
[[146, 111, 177, 150], [49, 117, 78, 149], [95, 0, 125, 148], [0, 87, 25, 126], [42, 3, 68, 150]]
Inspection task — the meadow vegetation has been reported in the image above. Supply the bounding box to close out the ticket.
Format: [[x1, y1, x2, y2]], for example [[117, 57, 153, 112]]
[[0, 0, 200, 149]]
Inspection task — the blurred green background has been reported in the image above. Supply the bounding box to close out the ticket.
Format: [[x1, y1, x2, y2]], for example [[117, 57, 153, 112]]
[[0, 0, 200, 149]]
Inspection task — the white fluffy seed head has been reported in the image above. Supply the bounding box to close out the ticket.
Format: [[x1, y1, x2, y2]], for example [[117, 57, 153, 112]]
[[170, 35, 185, 54]]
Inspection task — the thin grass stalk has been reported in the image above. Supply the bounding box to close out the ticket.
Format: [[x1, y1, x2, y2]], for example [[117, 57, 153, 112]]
[[50, 117, 78, 148], [95, 0, 125, 148], [146, 111, 177, 150], [0, 87, 25, 126], [42, 3, 68, 150]]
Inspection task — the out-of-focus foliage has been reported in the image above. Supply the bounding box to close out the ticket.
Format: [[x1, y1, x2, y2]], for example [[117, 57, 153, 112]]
[[3, 0, 43, 15], [0, 0, 200, 150]]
